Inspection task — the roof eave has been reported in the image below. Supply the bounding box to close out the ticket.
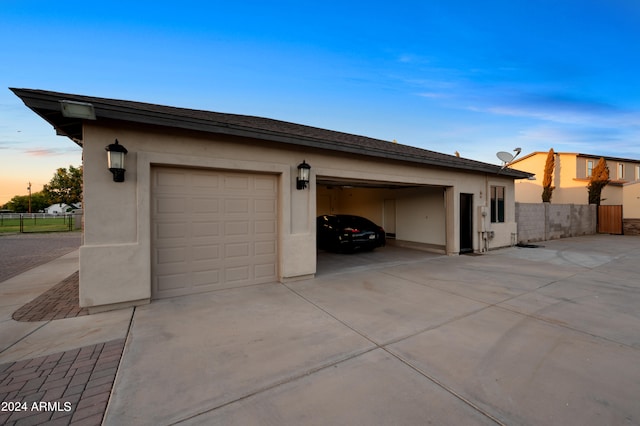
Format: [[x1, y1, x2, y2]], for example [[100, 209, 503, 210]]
[[11, 88, 84, 145], [11, 88, 533, 179]]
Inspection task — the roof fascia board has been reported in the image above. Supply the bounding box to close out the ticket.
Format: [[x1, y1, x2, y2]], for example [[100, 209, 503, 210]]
[[577, 153, 640, 164]]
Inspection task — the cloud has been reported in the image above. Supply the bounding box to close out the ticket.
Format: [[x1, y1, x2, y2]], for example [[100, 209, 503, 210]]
[[417, 92, 452, 99], [411, 78, 640, 160], [524, 125, 624, 142], [460, 86, 640, 130], [24, 148, 67, 157], [397, 54, 433, 65], [515, 123, 640, 159], [0, 140, 20, 149], [468, 104, 595, 125], [400, 63, 639, 129]]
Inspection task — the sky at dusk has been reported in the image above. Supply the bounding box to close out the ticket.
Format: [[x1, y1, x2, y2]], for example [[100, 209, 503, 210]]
[[1, 0, 639, 204]]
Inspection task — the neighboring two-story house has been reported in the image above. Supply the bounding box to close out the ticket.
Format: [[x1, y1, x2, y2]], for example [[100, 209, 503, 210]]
[[512, 152, 640, 233]]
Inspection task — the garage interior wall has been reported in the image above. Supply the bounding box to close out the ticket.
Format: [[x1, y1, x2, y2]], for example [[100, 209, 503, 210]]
[[317, 186, 388, 222], [317, 185, 446, 250], [395, 187, 446, 247]]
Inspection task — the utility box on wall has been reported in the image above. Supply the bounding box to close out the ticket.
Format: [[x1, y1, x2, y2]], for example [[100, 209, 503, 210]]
[[477, 206, 488, 232]]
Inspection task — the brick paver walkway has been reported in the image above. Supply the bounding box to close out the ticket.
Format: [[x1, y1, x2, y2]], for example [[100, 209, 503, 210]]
[[0, 339, 126, 426], [1, 234, 127, 425], [12, 272, 88, 322]]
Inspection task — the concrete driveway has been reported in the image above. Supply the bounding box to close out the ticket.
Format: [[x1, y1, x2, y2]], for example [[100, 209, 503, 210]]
[[105, 235, 640, 425]]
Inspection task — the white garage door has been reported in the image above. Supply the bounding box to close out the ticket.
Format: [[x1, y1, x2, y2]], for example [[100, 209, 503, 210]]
[[151, 167, 278, 299]]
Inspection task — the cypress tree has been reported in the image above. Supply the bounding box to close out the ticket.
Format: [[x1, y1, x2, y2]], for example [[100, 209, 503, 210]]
[[541, 148, 555, 202], [587, 157, 610, 205]]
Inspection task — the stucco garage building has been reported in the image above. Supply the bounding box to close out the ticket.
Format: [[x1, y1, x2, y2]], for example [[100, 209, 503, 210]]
[[12, 88, 531, 312]]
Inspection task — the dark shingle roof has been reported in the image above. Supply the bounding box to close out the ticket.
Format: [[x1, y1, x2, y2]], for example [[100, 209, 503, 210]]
[[10, 88, 532, 178]]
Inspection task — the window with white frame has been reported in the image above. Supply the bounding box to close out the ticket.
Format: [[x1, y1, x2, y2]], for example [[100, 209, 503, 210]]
[[618, 163, 624, 179], [490, 186, 505, 223], [587, 159, 594, 177], [636, 165, 640, 181]]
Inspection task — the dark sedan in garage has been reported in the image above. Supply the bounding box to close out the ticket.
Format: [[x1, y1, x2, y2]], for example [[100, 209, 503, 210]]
[[317, 214, 386, 252]]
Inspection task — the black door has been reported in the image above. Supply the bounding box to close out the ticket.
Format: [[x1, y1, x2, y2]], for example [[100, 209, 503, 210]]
[[460, 193, 473, 253]]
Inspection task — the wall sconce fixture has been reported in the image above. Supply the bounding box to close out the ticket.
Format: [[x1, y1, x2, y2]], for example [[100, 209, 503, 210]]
[[296, 160, 311, 190], [105, 139, 128, 182]]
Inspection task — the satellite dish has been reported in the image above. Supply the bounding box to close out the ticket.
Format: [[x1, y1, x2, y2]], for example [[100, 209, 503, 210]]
[[496, 151, 514, 163]]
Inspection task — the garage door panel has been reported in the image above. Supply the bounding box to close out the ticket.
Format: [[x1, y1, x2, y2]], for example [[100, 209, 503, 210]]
[[154, 253, 189, 270], [224, 175, 250, 190], [192, 244, 220, 261], [255, 220, 276, 235], [192, 222, 221, 237], [192, 173, 219, 188], [255, 241, 276, 255], [255, 198, 276, 214], [155, 222, 188, 240], [152, 167, 277, 299], [255, 263, 277, 280], [225, 221, 250, 236], [254, 176, 276, 191], [191, 257, 222, 270], [226, 265, 250, 282], [193, 270, 220, 286], [157, 273, 190, 290], [225, 199, 250, 214], [226, 242, 250, 258], [192, 197, 219, 213], [155, 170, 187, 187], [156, 197, 188, 214], [156, 247, 187, 265]]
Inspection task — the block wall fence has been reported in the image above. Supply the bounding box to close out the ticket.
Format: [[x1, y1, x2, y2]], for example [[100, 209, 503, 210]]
[[515, 203, 597, 243]]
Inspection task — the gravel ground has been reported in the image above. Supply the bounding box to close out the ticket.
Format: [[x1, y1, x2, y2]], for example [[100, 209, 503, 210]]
[[0, 232, 81, 283]]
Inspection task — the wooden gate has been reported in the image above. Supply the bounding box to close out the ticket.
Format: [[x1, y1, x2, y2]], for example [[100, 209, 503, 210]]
[[598, 205, 623, 234]]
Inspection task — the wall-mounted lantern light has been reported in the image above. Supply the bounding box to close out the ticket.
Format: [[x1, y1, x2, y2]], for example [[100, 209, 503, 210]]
[[296, 160, 311, 190], [105, 139, 128, 182]]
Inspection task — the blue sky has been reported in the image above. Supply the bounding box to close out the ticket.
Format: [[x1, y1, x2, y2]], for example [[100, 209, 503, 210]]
[[2, 0, 639, 203]]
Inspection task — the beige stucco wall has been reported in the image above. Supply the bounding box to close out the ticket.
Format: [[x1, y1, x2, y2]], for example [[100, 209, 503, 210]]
[[486, 175, 519, 249], [623, 181, 640, 218], [79, 121, 519, 310], [513, 154, 547, 203]]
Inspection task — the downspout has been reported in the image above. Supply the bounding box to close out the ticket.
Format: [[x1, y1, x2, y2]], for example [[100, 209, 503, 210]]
[[478, 173, 490, 253]]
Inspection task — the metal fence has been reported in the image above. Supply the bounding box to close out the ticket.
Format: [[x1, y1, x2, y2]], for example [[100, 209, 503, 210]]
[[0, 213, 80, 233]]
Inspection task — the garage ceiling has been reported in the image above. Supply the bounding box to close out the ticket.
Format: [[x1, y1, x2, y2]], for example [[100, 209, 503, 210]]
[[316, 177, 439, 190]]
